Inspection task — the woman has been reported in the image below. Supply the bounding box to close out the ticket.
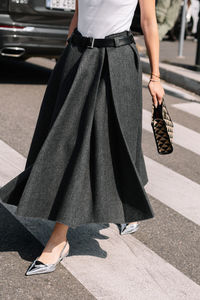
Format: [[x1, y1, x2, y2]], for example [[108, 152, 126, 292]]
[[0, 0, 164, 276]]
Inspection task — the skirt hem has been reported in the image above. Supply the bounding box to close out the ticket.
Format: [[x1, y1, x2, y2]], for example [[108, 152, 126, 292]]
[[2, 201, 154, 229]]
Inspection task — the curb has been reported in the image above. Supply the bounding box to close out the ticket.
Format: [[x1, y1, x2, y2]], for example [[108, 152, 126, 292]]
[[140, 57, 200, 96]]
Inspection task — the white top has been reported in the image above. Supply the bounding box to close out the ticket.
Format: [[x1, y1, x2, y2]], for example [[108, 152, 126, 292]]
[[77, 0, 138, 38]]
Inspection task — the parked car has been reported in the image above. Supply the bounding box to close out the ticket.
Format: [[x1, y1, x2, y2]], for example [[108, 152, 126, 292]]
[[0, 0, 142, 60], [0, 0, 75, 59]]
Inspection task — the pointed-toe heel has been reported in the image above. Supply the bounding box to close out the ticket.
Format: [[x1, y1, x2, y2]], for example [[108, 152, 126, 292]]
[[120, 222, 139, 235], [25, 241, 70, 276]]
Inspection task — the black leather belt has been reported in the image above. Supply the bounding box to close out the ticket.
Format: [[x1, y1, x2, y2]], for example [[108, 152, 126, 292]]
[[70, 29, 136, 48]]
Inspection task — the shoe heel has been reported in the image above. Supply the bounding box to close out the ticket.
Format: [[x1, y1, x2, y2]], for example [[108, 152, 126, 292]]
[[59, 241, 70, 262]]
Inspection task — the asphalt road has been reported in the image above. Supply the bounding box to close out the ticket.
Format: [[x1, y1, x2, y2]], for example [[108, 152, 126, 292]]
[[0, 56, 200, 300]]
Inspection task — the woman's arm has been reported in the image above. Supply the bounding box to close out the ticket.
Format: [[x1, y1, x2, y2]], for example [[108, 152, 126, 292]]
[[139, 0, 165, 107], [66, 0, 78, 45]]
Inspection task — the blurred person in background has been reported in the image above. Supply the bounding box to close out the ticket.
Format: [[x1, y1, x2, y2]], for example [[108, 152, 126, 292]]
[[186, 0, 200, 39], [168, 0, 200, 41], [156, 0, 182, 41]]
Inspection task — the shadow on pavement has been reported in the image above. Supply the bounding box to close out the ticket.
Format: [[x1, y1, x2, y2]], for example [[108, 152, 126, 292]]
[[0, 58, 52, 85], [0, 203, 43, 262], [0, 202, 113, 261], [67, 223, 112, 258]]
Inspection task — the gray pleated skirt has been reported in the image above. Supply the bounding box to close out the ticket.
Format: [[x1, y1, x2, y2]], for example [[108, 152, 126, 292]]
[[0, 29, 155, 228]]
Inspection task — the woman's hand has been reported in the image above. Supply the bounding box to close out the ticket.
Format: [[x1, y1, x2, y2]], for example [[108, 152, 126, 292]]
[[148, 79, 165, 108]]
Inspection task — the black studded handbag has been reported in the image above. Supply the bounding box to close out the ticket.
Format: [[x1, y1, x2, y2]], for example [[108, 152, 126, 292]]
[[151, 98, 174, 155]]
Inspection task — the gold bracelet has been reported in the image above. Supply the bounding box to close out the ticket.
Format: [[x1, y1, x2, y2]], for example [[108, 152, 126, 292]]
[[151, 72, 160, 78]]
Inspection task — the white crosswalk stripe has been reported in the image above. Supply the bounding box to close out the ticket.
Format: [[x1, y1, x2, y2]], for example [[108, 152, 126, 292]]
[[145, 156, 200, 226], [61, 223, 200, 300], [0, 140, 26, 186], [1, 100, 200, 299], [172, 103, 200, 118]]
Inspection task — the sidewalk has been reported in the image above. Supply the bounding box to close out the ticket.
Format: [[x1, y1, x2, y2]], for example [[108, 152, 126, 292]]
[[135, 35, 200, 95]]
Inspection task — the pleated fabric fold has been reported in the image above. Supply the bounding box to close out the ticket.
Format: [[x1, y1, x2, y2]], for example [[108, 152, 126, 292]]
[[0, 29, 154, 227]]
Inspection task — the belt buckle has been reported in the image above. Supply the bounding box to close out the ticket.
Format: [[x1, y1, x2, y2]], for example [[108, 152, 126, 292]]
[[87, 37, 95, 49], [113, 37, 121, 47]]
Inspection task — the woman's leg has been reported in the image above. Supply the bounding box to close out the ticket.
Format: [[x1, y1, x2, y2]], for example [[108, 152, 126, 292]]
[[37, 222, 69, 264]]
